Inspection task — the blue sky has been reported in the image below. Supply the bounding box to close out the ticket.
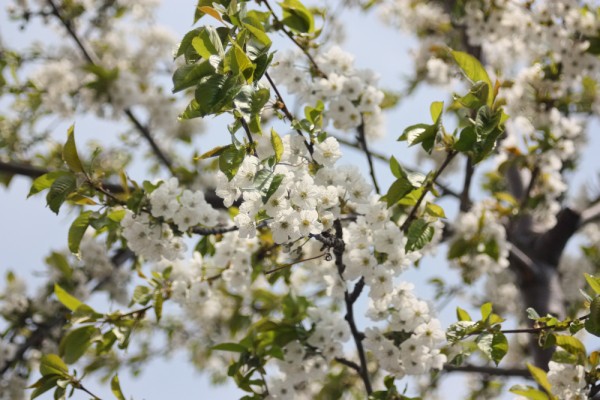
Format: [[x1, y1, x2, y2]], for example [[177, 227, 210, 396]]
[[2, 1, 600, 399]]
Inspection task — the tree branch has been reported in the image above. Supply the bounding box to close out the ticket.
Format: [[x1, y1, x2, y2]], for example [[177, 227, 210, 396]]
[[459, 156, 474, 212], [356, 122, 380, 194], [443, 364, 531, 378]]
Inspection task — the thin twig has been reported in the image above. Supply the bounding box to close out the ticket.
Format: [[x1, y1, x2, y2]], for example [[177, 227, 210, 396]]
[[400, 151, 457, 232], [443, 364, 531, 378], [330, 219, 373, 395], [264, 71, 314, 155], [238, 117, 257, 156], [264, 252, 328, 274], [356, 122, 380, 194]]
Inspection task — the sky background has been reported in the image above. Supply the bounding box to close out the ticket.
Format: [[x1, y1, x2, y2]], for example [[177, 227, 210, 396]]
[[1, 0, 600, 399]]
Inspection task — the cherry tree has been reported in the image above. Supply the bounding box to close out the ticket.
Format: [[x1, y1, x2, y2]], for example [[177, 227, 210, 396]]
[[1, 0, 600, 399]]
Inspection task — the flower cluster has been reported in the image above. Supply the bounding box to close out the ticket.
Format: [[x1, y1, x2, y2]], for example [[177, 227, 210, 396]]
[[270, 47, 386, 138], [364, 282, 447, 377], [121, 211, 186, 262], [219, 135, 346, 244], [547, 361, 589, 400], [449, 201, 510, 282]]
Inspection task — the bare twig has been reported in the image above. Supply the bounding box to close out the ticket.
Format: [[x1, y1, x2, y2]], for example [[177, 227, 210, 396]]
[[356, 122, 380, 194], [443, 364, 531, 378]]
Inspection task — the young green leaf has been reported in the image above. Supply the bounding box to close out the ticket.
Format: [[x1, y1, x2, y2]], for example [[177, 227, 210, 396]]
[[585, 296, 600, 337], [46, 173, 77, 214], [68, 211, 92, 254], [526, 363, 552, 395], [54, 284, 83, 312], [59, 326, 97, 364], [271, 129, 284, 163], [111, 374, 127, 400], [451, 50, 493, 105], [405, 219, 434, 252], [279, 0, 314, 33], [585, 273, 600, 294], [63, 125, 85, 174], [39, 354, 69, 377]]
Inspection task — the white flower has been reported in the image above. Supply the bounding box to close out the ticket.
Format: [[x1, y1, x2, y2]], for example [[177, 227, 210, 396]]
[[297, 210, 323, 237], [313, 137, 342, 167]]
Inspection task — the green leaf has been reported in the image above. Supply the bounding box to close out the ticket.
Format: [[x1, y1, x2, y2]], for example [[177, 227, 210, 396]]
[[430, 101, 444, 123], [509, 385, 550, 400], [399, 123, 437, 153], [456, 307, 472, 321], [154, 290, 163, 323], [271, 129, 283, 163], [480, 302, 493, 320], [131, 286, 152, 306], [554, 335, 586, 357], [585, 273, 600, 294], [28, 171, 70, 198], [279, 0, 314, 33], [389, 156, 404, 179], [59, 326, 97, 364], [243, 22, 272, 47], [68, 211, 92, 254], [54, 284, 83, 312], [194, 74, 240, 117], [211, 342, 248, 352], [263, 174, 285, 203], [386, 177, 415, 207], [191, 26, 225, 59], [451, 50, 492, 105], [197, 145, 231, 160], [29, 375, 61, 399], [526, 363, 552, 395], [585, 296, 600, 337], [111, 375, 126, 400], [224, 44, 255, 82], [39, 354, 68, 377], [405, 219, 434, 252], [172, 60, 215, 93], [425, 202, 446, 218], [219, 145, 246, 181], [491, 332, 508, 365], [62, 125, 85, 173], [454, 126, 477, 152], [46, 173, 77, 214]]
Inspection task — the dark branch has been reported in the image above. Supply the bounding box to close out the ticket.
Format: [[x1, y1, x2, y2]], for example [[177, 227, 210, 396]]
[[459, 156, 474, 212], [356, 122, 380, 194], [443, 364, 531, 378]]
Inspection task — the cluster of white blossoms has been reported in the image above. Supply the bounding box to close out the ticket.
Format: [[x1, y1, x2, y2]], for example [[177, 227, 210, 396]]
[[221, 135, 346, 244], [449, 201, 510, 282], [121, 211, 186, 262], [121, 177, 222, 261], [149, 177, 220, 231], [0, 339, 17, 371], [270, 46, 386, 138], [364, 282, 447, 377], [546, 361, 589, 400], [79, 233, 131, 304], [20, 0, 202, 143]]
